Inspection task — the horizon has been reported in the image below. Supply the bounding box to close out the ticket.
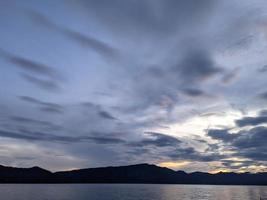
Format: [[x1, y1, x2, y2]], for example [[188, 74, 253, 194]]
[[0, 0, 267, 173]]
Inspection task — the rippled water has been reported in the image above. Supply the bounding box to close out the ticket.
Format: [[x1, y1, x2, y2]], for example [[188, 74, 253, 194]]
[[0, 184, 266, 200]]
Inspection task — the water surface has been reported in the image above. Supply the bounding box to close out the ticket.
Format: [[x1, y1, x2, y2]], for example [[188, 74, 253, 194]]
[[0, 184, 266, 200]]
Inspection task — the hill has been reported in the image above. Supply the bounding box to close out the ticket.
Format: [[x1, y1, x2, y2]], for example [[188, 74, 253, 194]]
[[0, 163, 266, 185]]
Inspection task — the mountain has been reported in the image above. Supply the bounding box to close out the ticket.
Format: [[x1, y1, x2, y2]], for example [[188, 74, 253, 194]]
[[0, 163, 266, 185], [0, 165, 52, 183]]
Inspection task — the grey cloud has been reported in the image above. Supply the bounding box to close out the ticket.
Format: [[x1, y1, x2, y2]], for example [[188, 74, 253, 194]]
[[222, 67, 240, 84], [232, 127, 267, 149], [235, 110, 267, 127], [208, 125, 267, 161], [22, 74, 61, 91], [167, 146, 224, 162], [98, 111, 117, 120], [0, 48, 62, 91], [74, 0, 215, 36], [200, 112, 226, 117], [28, 10, 119, 59], [207, 129, 238, 142], [236, 116, 267, 127], [129, 132, 181, 147], [259, 91, 267, 100], [0, 48, 57, 77], [181, 88, 206, 97], [221, 160, 256, 170], [84, 136, 125, 144], [231, 127, 267, 161], [260, 110, 267, 116], [0, 129, 125, 144], [10, 116, 61, 130], [258, 65, 267, 73], [19, 96, 64, 114], [14, 156, 36, 161], [177, 49, 222, 82], [120, 48, 221, 114], [82, 101, 118, 120], [127, 132, 222, 163]]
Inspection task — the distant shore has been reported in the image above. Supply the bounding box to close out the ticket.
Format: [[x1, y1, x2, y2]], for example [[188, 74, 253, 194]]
[[0, 163, 266, 185]]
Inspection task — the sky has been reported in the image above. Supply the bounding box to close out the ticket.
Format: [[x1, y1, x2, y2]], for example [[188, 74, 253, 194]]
[[0, 0, 267, 173]]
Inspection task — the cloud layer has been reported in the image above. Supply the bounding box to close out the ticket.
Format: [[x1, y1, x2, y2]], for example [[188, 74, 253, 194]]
[[0, 0, 267, 172]]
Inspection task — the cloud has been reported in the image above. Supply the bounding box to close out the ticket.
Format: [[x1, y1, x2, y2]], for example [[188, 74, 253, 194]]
[[231, 126, 267, 161], [181, 88, 206, 97], [259, 91, 267, 100], [0, 48, 57, 77], [208, 125, 267, 162], [207, 129, 238, 142], [0, 48, 63, 91], [126, 132, 223, 163], [177, 49, 222, 83], [221, 67, 240, 84], [84, 136, 125, 144], [18, 96, 64, 114], [232, 126, 267, 149], [1, 0, 267, 171], [236, 116, 267, 127], [0, 129, 125, 144], [98, 111, 117, 120], [221, 160, 257, 170], [28, 10, 119, 60], [258, 65, 267, 73], [74, 0, 215, 36], [235, 110, 267, 127], [21, 74, 61, 91], [129, 132, 182, 147], [10, 116, 61, 130]]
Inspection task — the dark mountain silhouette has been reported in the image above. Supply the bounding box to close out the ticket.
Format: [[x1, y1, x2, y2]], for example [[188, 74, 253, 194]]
[[0, 163, 266, 185], [0, 165, 52, 183]]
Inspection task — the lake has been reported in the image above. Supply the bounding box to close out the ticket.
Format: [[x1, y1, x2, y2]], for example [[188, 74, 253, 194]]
[[0, 184, 266, 200]]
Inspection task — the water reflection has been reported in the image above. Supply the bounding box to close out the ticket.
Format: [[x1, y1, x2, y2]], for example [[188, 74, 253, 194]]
[[0, 184, 266, 200]]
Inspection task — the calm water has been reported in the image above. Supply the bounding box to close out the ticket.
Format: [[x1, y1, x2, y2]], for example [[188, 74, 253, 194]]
[[0, 184, 266, 200]]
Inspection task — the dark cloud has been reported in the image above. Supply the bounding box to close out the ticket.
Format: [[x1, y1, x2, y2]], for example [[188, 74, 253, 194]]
[[0, 48, 57, 77], [207, 129, 238, 142], [208, 125, 267, 161], [0, 129, 125, 144], [232, 126, 267, 149], [235, 110, 267, 127], [181, 88, 206, 97], [119, 48, 221, 114], [129, 132, 181, 147], [236, 116, 267, 127], [167, 146, 224, 162], [10, 116, 61, 130], [82, 101, 118, 121], [259, 91, 267, 100], [177, 49, 222, 82], [28, 11, 119, 59], [74, 0, 215, 36], [22, 74, 61, 91], [98, 111, 117, 120], [0, 48, 62, 91], [258, 65, 267, 73], [18, 96, 64, 114], [231, 126, 267, 161], [84, 136, 125, 144], [126, 132, 222, 163]]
